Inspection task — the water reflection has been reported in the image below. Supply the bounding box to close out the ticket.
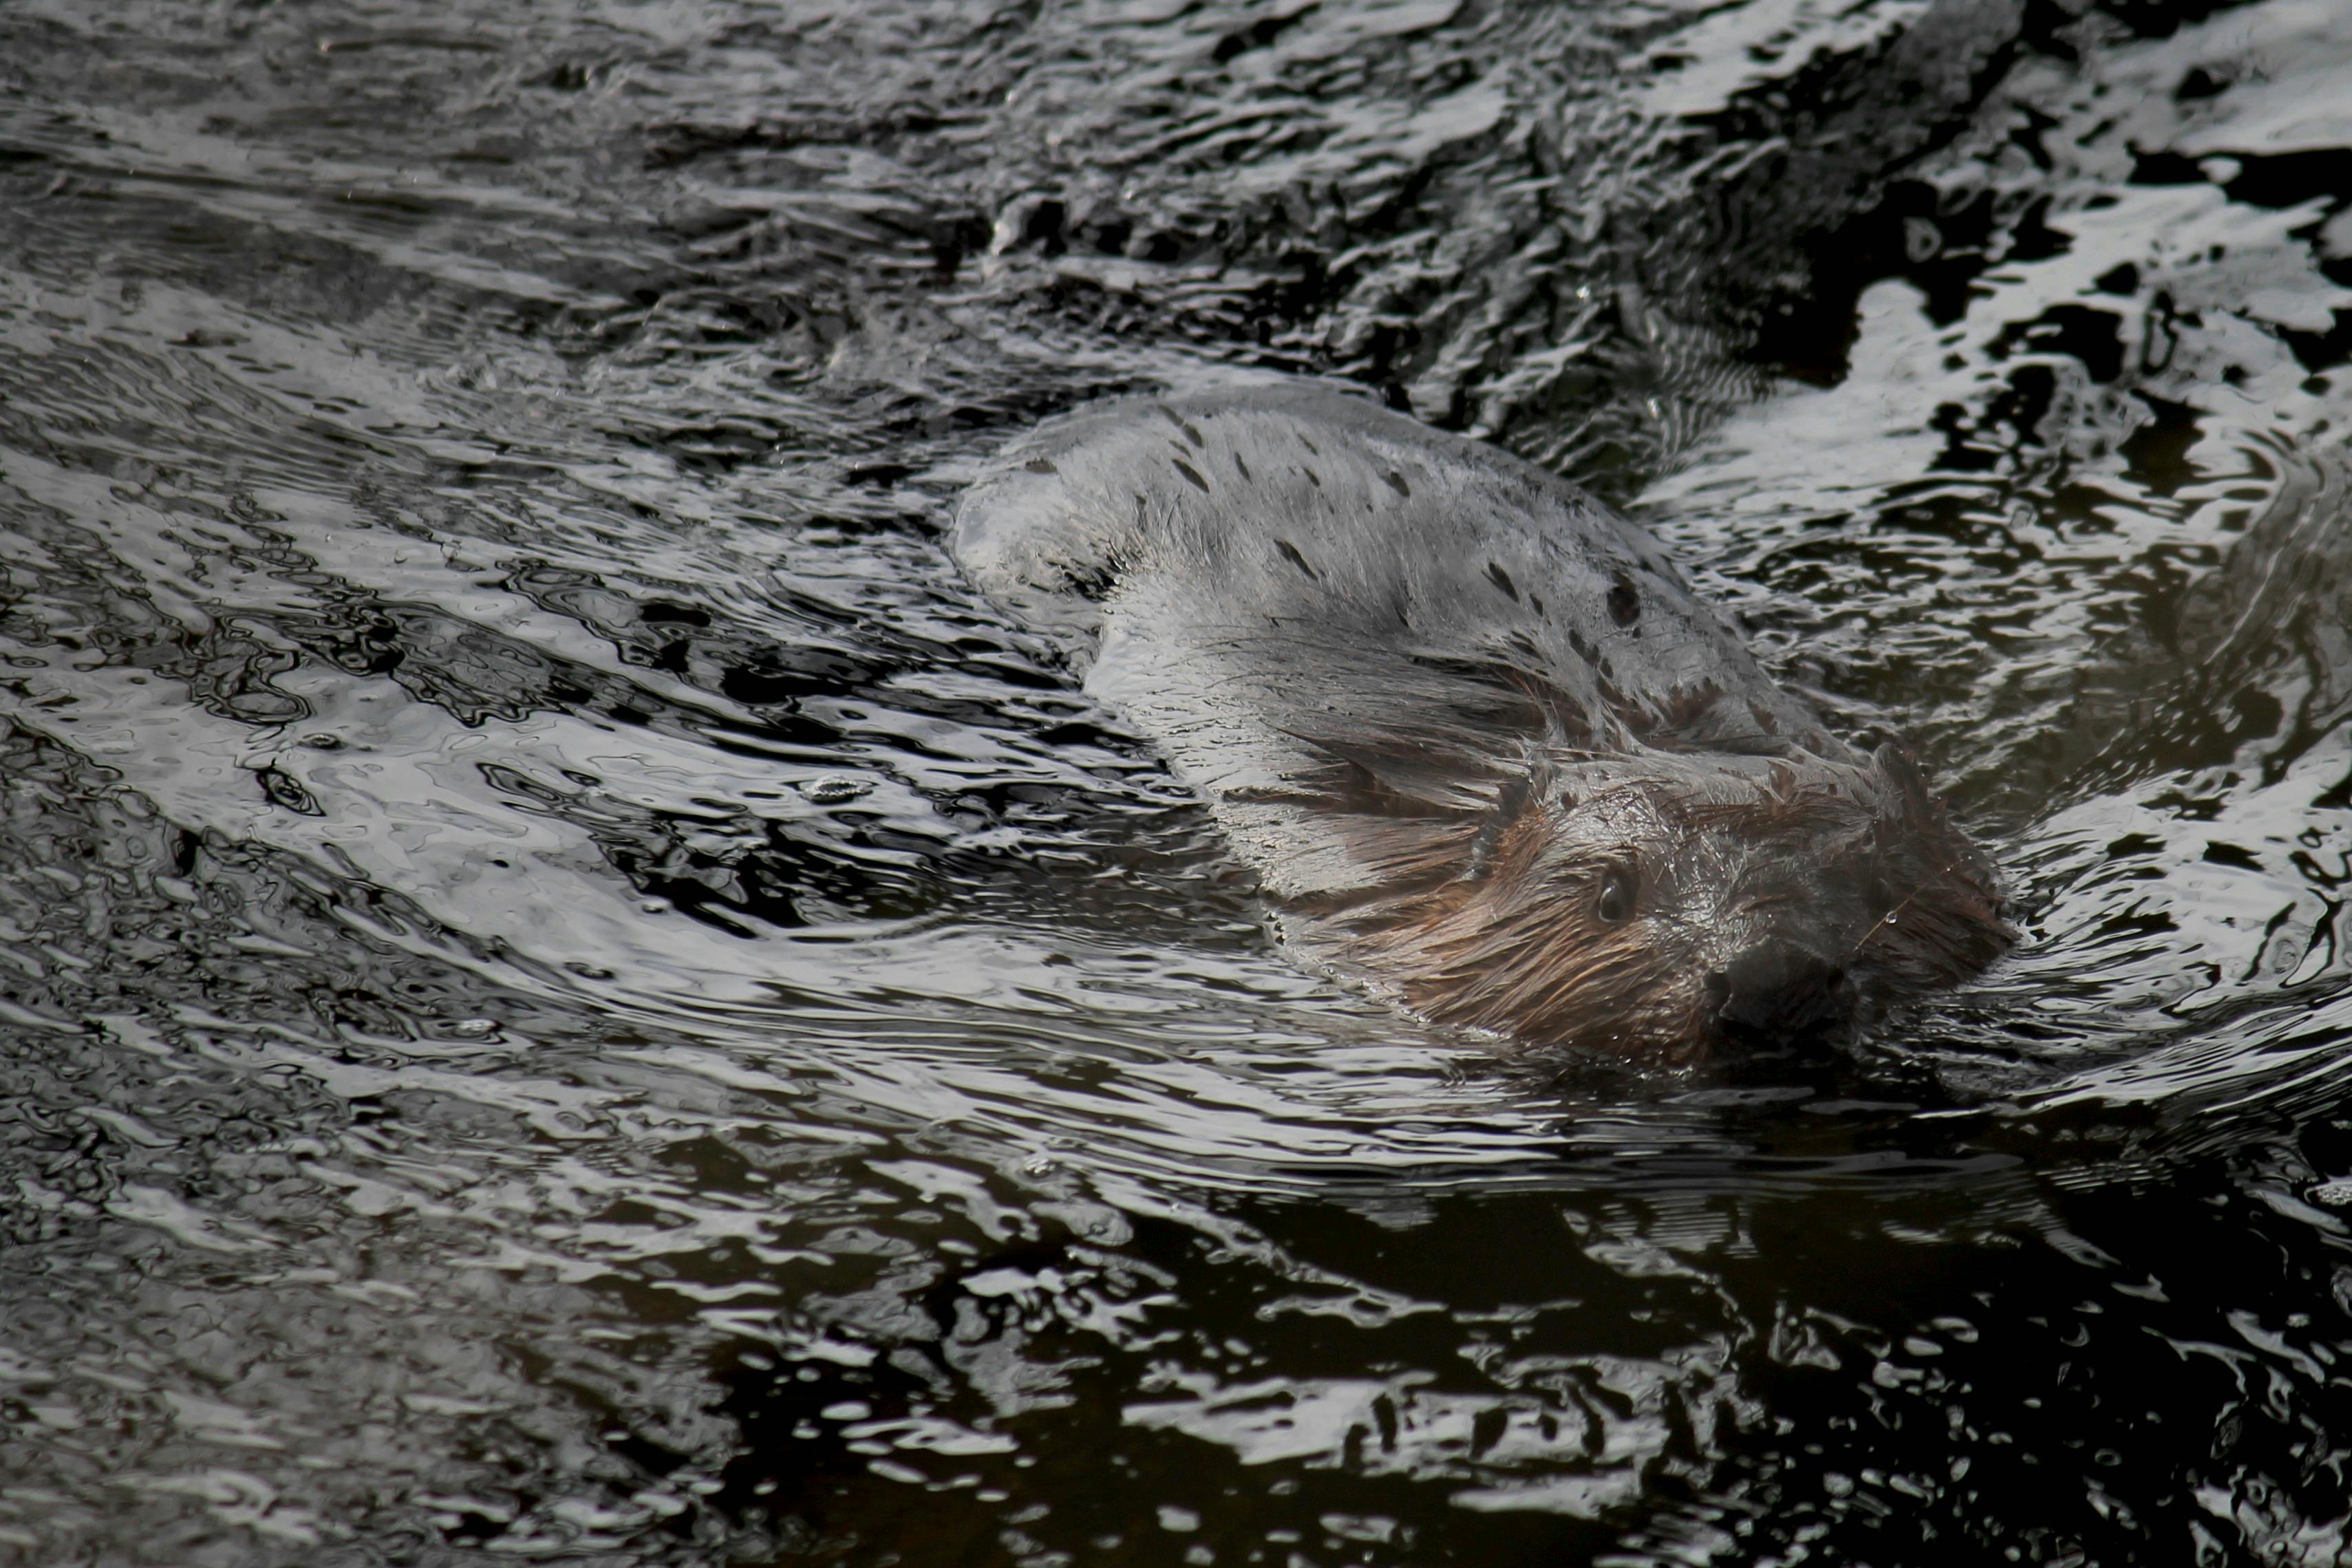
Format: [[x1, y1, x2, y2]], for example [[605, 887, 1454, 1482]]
[[3, 0, 2352, 1562]]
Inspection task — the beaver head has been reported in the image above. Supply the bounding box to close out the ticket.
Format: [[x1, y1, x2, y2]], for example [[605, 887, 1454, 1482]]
[[1279, 731, 2011, 1065]]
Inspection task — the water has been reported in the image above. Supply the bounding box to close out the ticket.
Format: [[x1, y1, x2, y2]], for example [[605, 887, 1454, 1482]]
[[3, 0, 2351, 1562]]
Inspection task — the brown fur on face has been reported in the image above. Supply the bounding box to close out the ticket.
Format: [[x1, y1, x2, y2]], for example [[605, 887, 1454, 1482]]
[[1277, 725, 2011, 1064]]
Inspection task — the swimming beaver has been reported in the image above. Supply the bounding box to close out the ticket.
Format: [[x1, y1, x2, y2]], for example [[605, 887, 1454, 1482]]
[[954, 389, 2011, 1062]]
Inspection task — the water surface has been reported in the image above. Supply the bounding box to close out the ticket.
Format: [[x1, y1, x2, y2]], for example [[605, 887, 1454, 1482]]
[[5, 1, 2352, 1562]]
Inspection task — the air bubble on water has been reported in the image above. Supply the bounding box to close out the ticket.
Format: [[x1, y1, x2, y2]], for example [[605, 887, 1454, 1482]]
[[799, 775, 873, 804]]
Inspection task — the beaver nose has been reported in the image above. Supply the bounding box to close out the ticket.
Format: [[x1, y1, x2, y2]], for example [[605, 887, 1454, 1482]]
[[1707, 941, 1852, 1049]]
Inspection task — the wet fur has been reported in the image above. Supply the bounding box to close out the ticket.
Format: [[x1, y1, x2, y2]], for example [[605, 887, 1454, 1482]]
[[954, 388, 2010, 1060], [1285, 714, 2006, 1062]]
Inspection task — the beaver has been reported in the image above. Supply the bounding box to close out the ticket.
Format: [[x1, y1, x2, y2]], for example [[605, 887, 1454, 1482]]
[[952, 389, 2011, 1062]]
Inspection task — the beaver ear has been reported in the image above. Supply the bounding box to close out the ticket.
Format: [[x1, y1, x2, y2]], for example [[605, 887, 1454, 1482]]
[[1270, 652, 1578, 821], [1870, 741, 1941, 810], [1866, 740, 2013, 942], [1279, 724, 1522, 817], [1309, 764, 1540, 900], [1869, 741, 1967, 852], [1463, 772, 1537, 879]]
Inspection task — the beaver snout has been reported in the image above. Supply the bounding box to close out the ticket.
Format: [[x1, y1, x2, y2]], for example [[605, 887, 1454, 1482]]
[[1704, 940, 1854, 1051]]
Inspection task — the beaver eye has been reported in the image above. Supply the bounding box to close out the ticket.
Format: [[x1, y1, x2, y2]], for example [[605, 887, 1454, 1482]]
[[1596, 864, 1637, 924]]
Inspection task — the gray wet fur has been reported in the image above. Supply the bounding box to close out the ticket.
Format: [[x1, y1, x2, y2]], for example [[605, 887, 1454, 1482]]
[[954, 387, 2011, 1059]]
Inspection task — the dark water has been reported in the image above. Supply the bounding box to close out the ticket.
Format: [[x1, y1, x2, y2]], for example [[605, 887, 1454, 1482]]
[[4, 1, 2352, 1562]]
